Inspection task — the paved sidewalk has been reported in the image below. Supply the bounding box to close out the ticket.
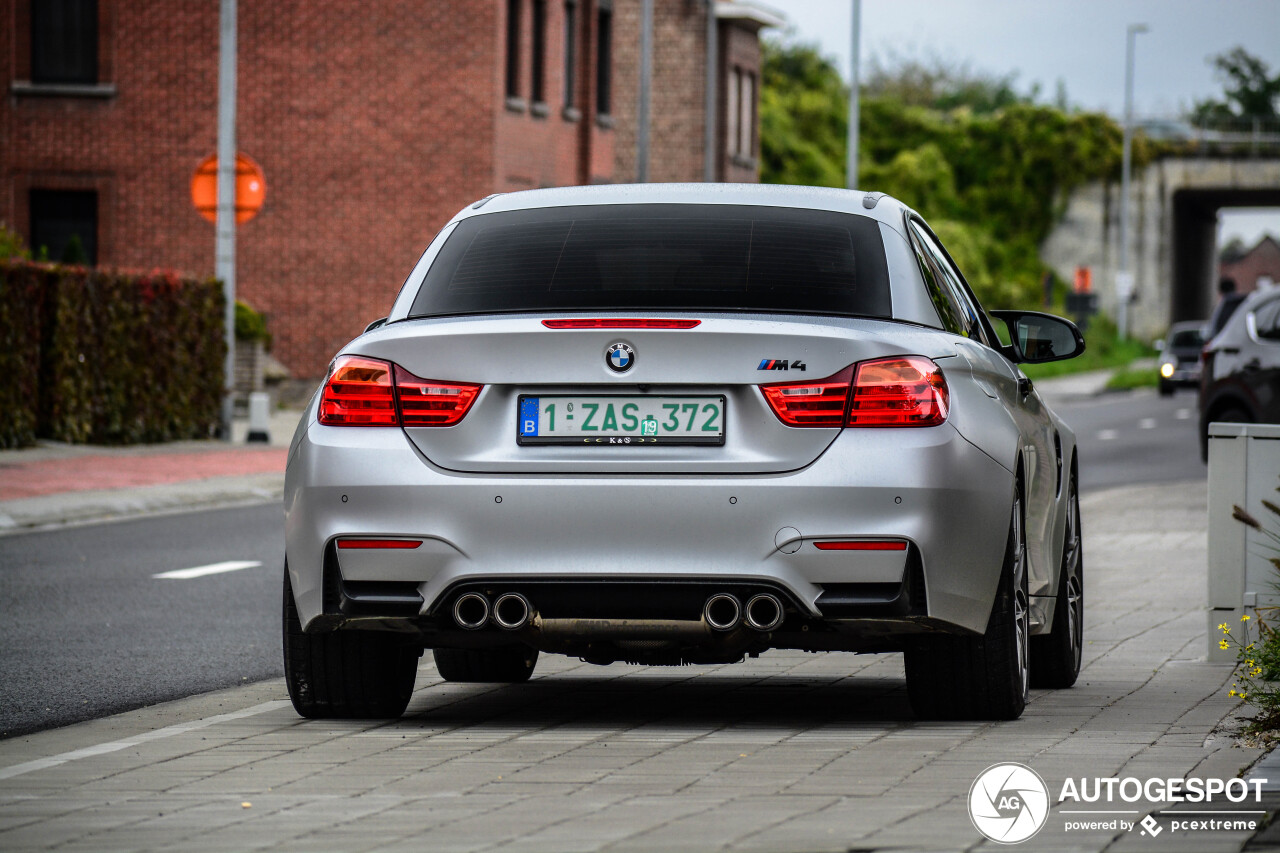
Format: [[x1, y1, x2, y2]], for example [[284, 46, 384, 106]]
[[0, 478, 1268, 852], [0, 409, 301, 533]]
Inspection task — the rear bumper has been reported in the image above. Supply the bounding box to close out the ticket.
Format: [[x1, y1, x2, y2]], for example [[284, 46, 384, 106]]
[[285, 418, 1014, 636]]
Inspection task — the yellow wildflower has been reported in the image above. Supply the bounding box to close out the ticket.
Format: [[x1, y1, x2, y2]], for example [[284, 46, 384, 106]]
[[1230, 690, 1238, 697], [1220, 623, 1230, 632], [1220, 640, 1231, 649], [1242, 614, 1252, 622]]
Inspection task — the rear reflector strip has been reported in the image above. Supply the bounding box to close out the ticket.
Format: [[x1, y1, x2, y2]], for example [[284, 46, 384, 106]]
[[336, 539, 423, 550], [813, 541, 908, 551], [541, 318, 701, 329]]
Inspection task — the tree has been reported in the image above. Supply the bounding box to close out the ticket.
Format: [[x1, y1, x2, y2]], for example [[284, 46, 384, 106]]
[[1191, 47, 1280, 125], [760, 39, 1123, 308]]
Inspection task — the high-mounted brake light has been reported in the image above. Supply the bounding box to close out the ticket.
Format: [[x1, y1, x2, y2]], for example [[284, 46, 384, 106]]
[[541, 318, 701, 329], [760, 356, 948, 428], [847, 356, 948, 427], [319, 355, 481, 427]]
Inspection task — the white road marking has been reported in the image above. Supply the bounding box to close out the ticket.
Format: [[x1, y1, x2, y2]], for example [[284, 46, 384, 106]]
[[1176, 408, 1192, 420], [153, 560, 262, 580], [0, 701, 290, 780], [1138, 418, 1158, 429], [1097, 429, 1119, 441]]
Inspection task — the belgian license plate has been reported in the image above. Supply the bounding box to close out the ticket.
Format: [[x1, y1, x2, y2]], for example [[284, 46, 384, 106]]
[[517, 395, 726, 446]]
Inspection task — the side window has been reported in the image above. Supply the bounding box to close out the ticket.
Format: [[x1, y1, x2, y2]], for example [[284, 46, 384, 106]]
[[916, 221, 994, 347], [908, 221, 966, 335], [1254, 298, 1280, 342]]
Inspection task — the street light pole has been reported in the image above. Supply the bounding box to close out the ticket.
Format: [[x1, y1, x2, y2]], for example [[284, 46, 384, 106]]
[[845, 0, 861, 191], [216, 0, 238, 440], [637, 0, 652, 182], [1117, 22, 1147, 341]]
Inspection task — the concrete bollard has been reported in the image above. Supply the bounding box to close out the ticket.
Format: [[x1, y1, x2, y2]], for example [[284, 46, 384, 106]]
[[247, 392, 271, 444]]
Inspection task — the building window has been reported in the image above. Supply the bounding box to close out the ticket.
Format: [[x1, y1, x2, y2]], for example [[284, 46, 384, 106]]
[[32, 0, 98, 84], [563, 0, 578, 111], [505, 0, 521, 99], [726, 67, 755, 160], [30, 190, 98, 265], [726, 68, 740, 156], [595, 3, 612, 116], [739, 71, 755, 158], [531, 0, 547, 105]]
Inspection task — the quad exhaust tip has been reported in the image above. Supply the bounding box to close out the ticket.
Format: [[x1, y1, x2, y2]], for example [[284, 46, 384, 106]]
[[453, 592, 490, 630], [492, 592, 532, 630], [703, 593, 742, 631], [745, 593, 784, 632]]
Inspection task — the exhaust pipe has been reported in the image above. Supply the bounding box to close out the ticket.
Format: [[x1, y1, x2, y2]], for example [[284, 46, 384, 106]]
[[492, 592, 532, 630], [744, 593, 784, 632], [703, 593, 742, 632], [453, 592, 490, 630]]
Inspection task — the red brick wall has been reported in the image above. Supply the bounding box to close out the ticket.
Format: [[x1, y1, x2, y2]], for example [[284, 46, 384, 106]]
[[1220, 236, 1280, 295], [2, 0, 498, 377], [2, 0, 765, 378]]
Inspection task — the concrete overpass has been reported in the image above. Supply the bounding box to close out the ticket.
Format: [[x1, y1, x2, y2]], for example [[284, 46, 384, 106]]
[[1042, 155, 1280, 340]]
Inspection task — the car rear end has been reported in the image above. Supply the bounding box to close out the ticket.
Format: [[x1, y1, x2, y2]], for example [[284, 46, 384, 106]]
[[284, 187, 1014, 670]]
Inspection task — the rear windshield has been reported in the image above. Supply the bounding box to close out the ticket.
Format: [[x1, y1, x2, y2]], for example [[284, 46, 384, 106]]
[[408, 204, 891, 319]]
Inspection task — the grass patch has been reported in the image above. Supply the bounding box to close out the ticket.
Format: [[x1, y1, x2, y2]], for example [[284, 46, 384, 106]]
[[1104, 365, 1159, 391]]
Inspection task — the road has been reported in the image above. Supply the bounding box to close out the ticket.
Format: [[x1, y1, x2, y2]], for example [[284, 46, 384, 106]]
[[0, 506, 284, 738], [1051, 385, 1206, 492], [0, 385, 1205, 739]]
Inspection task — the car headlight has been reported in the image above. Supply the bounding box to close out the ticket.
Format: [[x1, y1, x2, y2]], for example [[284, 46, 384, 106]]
[[1160, 362, 1175, 378]]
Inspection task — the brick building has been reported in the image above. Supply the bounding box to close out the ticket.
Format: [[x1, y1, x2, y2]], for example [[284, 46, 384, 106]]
[[1, 0, 780, 377], [1219, 234, 1280, 295]]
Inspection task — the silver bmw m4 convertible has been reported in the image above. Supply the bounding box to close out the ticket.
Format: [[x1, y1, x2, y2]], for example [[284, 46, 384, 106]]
[[283, 183, 1086, 722]]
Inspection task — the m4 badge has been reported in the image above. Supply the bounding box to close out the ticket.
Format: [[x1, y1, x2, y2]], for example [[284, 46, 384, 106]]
[[757, 359, 807, 372]]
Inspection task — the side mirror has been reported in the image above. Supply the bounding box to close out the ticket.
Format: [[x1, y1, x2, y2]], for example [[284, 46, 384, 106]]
[[1153, 338, 1165, 353], [989, 310, 1086, 364], [364, 317, 388, 334]]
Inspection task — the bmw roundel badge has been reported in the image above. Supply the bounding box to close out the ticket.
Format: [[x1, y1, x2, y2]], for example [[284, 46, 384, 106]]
[[606, 342, 635, 373]]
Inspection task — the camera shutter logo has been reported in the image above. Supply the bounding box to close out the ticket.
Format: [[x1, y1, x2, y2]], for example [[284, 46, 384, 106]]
[[968, 763, 1050, 844]]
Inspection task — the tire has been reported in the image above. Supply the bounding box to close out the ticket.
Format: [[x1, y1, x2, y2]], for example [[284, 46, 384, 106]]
[[432, 647, 539, 683], [282, 562, 420, 719], [1031, 467, 1083, 688], [905, 488, 1030, 721], [1158, 380, 1174, 397]]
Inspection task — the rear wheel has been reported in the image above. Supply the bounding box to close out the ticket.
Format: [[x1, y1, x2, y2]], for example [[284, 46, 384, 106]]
[[1158, 379, 1174, 397], [432, 647, 539, 683], [1031, 468, 1083, 688], [906, 488, 1030, 721], [282, 563, 420, 719]]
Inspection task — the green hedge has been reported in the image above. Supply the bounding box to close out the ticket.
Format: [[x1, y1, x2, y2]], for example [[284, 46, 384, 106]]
[[0, 261, 225, 448]]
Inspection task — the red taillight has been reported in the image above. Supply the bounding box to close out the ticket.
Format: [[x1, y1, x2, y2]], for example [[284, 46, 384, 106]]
[[760, 367, 855, 427], [319, 355, 481, 427], [814, 540, 908, 551], [336, 538, 423, 549], [394, 367, 481, 427], [760, 356, 948, 428], [541, 318, 701, 329], [319, 355, 398, 426], [847, 356, 948, 427]]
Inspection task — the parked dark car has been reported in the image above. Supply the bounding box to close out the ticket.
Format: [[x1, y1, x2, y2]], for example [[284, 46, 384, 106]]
[[1157, 321, 1204, 396], [1200, 289, 1280, 460]]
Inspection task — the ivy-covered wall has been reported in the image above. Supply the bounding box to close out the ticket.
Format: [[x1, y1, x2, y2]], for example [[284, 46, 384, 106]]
[[0, 261, 225, 448]]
